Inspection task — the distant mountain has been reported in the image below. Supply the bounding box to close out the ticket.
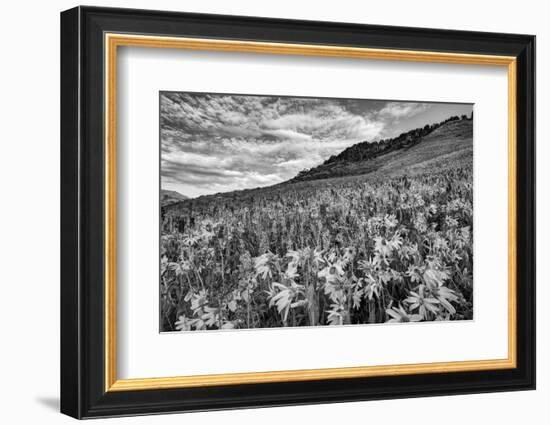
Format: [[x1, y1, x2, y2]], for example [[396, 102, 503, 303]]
[[291, 115, 472, 183], [161, 189, 188, 206]]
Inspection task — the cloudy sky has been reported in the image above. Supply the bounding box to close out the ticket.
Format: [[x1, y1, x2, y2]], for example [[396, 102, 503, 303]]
[[161, 92, 472, 198]]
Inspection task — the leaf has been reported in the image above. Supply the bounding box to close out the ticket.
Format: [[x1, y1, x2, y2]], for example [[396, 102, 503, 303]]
[[423, 268, 449, 288]]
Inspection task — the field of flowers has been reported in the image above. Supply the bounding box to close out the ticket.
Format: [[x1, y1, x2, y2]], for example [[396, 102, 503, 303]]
[[160, 167, 473, 331]]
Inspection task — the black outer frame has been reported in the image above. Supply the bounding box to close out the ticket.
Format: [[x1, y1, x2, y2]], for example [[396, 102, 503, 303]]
[[60, 5, 536, 419]]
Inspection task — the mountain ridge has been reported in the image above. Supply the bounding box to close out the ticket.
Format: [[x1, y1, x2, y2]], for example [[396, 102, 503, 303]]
[[291, 114, 472, 183], [161, 189, 188, 206]]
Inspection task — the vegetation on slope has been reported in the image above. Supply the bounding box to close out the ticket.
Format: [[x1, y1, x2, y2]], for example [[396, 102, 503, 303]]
[[161, 167, 473, 331], [292, 114, 472, 182], [161, 189, 188, 206]]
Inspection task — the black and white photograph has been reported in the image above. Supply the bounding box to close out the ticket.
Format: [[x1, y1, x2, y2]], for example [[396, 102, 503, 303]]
[[159, 92, 474, 332]]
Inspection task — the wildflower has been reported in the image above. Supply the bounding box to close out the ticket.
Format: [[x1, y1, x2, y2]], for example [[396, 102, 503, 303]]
[[423, 267, 450, 288], [434, 286, 459, 314], [384, 214, 398, 228], [386, 305, 422, 323], [405, 286, 440, 319], [317, 262, 344, 284], [174, 315, 192, 331]]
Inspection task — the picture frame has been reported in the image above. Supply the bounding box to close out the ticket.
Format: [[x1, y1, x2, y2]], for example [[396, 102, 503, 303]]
[[60, 5, 535, 419]]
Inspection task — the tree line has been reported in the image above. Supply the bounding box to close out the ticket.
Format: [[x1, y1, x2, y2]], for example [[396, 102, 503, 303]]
[[294, 113, 472, 180]]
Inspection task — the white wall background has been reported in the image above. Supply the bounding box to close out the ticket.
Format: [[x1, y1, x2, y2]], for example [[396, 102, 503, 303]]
[[0, 0, 545, 423]]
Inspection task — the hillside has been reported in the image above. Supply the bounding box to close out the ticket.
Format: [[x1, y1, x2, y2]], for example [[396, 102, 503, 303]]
[[161, 189, 188, 206], [162, 117, 472, 211], [291, 117, 472, 182], [375, 118, 472, 177]]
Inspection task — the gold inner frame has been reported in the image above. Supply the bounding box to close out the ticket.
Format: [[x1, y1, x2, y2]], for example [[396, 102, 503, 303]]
[[104, 33, 517, 392]]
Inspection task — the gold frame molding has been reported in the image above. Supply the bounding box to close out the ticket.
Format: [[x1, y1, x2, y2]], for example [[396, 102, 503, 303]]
[[104, 33, 517, 392]]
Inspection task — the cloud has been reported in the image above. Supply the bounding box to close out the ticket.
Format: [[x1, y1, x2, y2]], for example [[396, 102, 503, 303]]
[[261, 129, 312, 142], [378, 102, 431, 120], [160, 93, 436, 197]]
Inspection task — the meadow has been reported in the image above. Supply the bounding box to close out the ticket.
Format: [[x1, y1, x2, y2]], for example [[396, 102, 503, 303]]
[[160, 165, 473, 331]]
